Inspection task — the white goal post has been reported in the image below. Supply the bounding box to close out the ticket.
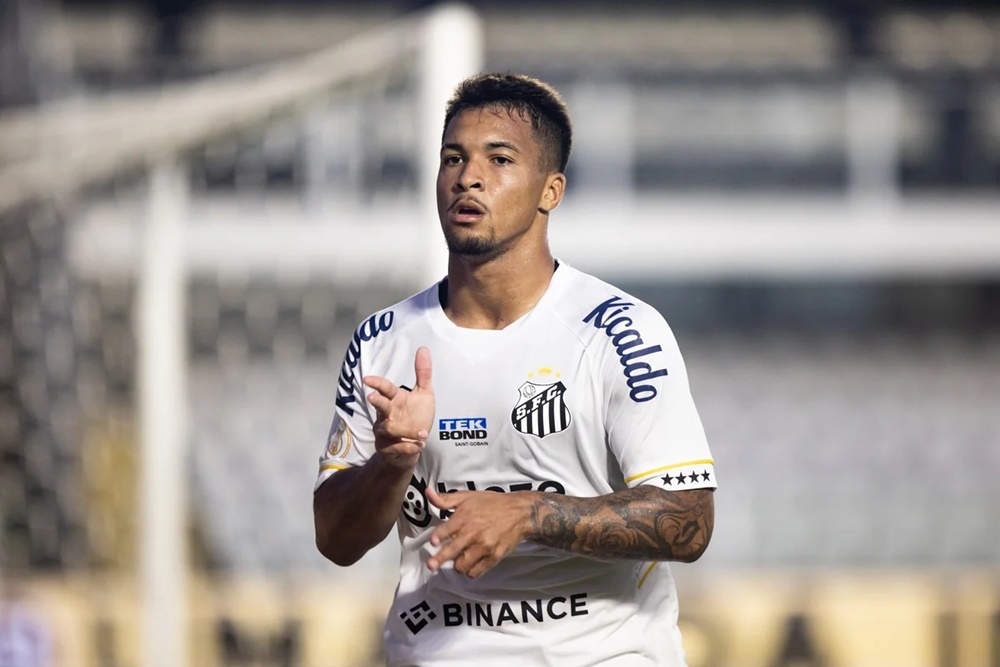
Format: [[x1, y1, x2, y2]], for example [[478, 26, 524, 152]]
[[1, 5, 483, 667]]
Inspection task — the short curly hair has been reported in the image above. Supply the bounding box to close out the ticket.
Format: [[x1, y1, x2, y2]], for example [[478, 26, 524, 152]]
[[443, 73, 573, 174]]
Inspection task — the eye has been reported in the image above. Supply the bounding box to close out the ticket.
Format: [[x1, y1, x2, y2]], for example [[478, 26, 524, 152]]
[[492, 155, 513, 165], [442, 155, 463, 165]]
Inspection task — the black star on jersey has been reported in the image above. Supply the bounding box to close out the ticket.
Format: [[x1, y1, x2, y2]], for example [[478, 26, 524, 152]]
[[661, 473, 674, 485], [675, 472, 687, 484], [700, 470, 711, 482]]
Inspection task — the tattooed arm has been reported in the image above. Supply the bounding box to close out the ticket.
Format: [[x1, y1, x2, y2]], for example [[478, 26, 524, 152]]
[[526, 486, 714, 563], [426, 486, 714, 578]]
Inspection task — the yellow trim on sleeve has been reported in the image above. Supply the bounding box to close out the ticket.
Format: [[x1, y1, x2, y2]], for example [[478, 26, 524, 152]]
[[624, 459, 715, 484], [637, 562, 659, 590], [320, 463, 349, 473]]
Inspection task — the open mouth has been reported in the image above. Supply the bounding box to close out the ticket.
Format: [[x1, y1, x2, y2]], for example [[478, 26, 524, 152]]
[[451, 199, 486, 222]]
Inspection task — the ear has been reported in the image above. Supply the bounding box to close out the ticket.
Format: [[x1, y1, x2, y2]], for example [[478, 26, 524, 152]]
[[537, 172, 566, 215]]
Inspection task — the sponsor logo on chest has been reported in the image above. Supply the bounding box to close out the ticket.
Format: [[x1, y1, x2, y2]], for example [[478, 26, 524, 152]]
[[399, 594, 590, 635], [401, 474, 567, 526], [437, 417, 488, 446]]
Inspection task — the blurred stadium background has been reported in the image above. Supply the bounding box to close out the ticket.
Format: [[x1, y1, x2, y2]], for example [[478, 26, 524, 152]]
[[1, 0, 999, 665]]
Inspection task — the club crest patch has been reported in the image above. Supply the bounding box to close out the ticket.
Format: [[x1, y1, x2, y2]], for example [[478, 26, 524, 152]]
[[510, 368, 572, 438], [326, 415, 354, 459]]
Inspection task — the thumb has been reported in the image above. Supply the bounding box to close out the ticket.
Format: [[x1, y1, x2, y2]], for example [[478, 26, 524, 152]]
[[426, 486, 460, 509], [414, 346, 433, 392]]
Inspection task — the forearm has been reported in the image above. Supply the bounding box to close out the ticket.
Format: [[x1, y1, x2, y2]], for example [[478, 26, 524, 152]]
[[524, 486, 714, 562], [313, 453, 414, 566]]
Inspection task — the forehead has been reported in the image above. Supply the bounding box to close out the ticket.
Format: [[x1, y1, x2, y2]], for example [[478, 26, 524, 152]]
[[442, 107, 539, 151]]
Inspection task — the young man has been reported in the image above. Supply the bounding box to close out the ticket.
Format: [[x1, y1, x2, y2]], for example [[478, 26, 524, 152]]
[[314, 73, 716, 666]]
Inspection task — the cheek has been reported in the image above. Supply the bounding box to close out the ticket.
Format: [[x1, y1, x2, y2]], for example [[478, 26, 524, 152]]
[[436, 175, 451, 205], [496, 173, 540, 207]]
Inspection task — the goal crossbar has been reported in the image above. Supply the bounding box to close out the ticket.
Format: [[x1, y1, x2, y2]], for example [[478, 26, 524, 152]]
[[0, 8, 426, 214]]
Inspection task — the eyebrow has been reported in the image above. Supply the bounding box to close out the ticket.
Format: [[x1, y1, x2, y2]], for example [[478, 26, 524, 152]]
[[441, 141, 522, 153], [485, 141, 520, 153]]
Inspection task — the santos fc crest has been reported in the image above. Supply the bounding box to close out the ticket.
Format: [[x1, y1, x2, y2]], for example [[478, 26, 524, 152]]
[[510, 369, 572, 438]]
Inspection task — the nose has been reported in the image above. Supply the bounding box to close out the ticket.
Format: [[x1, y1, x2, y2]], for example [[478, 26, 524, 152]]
[[454, 159, 484, 192]]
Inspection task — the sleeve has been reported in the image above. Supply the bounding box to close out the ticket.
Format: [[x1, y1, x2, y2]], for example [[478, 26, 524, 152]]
[[601, 304, 717, 492], [314, 324, 378, 492]]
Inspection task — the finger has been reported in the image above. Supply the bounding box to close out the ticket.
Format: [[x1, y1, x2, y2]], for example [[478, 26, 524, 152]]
[[454, 549, 490, 577], [363, 375, 399, 399], [427, 534, 471, 572], [367, 392, 393, 416], [430, 517, 461, 547], [413, 346, 433, 392], [426, 488, 465, 511], [426, 486, 465, 510], [465, 553, 498, 579]]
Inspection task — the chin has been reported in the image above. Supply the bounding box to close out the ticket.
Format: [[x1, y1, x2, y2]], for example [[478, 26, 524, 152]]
[[444, 231, 500, 258], [447, 241, 501, 260]]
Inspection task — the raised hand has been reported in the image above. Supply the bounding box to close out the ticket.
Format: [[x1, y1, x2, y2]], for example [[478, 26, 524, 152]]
[[363, 346, 435, 470], [425, 487, 536, 578]]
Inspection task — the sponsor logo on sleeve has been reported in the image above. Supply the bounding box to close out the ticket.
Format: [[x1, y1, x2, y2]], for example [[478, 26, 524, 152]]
[[334, 311, 394, 417], [510, 368, 572, 438], [583, 296, 668, 403]]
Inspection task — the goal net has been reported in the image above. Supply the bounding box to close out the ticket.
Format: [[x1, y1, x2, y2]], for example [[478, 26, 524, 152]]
[[0, 5, 482, 667]]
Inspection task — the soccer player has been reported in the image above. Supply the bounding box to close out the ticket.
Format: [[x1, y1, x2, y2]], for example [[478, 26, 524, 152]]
[[314, 73, 716, 666]]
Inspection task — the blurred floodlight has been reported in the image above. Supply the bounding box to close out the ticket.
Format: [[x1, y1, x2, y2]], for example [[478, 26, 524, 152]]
[[941, 13, 995, 69], [886, 13, 941, 70]]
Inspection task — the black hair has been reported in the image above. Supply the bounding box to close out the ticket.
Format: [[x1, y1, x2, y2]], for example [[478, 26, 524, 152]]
[[443, 73, 573, 174]]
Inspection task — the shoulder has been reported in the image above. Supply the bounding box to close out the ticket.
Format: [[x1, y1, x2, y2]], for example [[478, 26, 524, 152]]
[[334, 283, 439, 416], [550, 264, 680, 403], [548, 264, 674, 348], [347, 282, 438, 350]]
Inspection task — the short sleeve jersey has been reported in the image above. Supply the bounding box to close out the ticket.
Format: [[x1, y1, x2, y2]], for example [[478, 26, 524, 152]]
[[316, 263, 716, 667]]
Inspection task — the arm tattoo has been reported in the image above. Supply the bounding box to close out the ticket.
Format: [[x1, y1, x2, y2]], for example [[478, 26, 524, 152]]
[[527, 486, 714, 562]]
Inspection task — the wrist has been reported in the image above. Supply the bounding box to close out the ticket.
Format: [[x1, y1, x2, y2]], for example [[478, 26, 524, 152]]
[[371, 449, 419, 474], [518, 491, 546, 542]]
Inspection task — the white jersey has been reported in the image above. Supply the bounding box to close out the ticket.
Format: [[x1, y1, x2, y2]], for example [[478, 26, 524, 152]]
[[316, 263, 716, 667]]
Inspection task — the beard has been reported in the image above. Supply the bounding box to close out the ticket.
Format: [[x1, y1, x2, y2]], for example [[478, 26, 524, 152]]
[[442, 225, 503, 260]]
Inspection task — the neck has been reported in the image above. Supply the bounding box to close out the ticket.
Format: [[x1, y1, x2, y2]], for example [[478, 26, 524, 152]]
[[444, 243, 556, 330]]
